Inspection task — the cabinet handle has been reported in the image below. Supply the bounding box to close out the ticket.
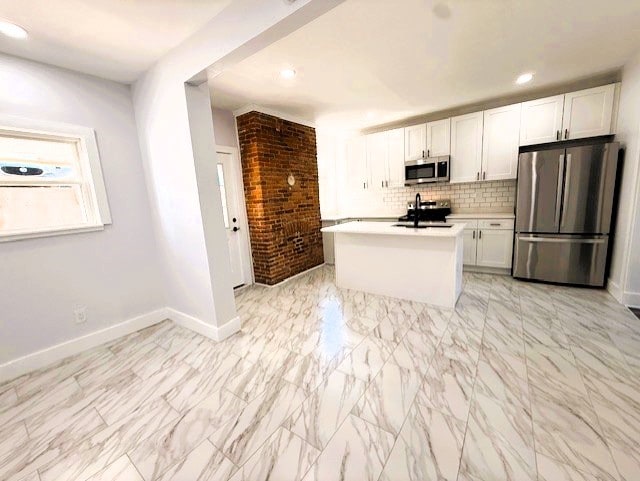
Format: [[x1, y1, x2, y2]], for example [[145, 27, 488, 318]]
[[363, 182, 366, 189], [564, 129, 569, 139], [489, 223, 501, 226], [422, 150, 425, 158], [472, 230, 476, 239], [427, 149, 430, 157], [385, 180, 388, 187], [556, 130, 560, 141], [482, 172, 486, 180], [476, 172, 480, 181], [479, 230, 482, 239], [381, 181, 384, 188]]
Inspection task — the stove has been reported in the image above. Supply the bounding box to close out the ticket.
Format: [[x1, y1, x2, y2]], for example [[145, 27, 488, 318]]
[[397, 199, 451, 223]]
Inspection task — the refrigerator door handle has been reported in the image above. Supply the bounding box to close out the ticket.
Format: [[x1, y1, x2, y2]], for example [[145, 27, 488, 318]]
[[559, 153, 572, 230], [555, 154, 565, 230], [518, 236, 606, 244]]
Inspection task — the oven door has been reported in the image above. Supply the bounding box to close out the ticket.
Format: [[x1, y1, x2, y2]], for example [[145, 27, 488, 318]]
[[405, 159, 437, 185]]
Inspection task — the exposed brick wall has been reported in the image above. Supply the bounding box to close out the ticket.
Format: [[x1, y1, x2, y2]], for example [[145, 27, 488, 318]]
[[237, 111, 324, 285]]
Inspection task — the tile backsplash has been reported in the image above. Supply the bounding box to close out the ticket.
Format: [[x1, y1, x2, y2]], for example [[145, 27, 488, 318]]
[[382, 179, 516, 214]]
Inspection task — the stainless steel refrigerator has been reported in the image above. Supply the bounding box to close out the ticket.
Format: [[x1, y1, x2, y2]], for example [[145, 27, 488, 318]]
[[513, 142, 619, 286]]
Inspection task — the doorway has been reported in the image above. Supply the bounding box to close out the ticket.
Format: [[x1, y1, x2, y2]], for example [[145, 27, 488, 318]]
[[215, 146, 253, 288]]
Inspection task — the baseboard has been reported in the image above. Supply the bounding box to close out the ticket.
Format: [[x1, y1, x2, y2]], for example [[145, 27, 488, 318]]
[[463, 266, 511, 276], [0, 308, 168, 384], [166, 308, 240, 342], [255, 263, 325, 288], [623, 290, 640, 308]]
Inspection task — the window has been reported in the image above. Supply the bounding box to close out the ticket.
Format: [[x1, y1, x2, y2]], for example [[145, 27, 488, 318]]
[[0, 116, 111, 241]]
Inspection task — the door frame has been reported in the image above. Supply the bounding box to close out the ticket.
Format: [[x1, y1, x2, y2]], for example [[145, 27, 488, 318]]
[[216, 145, 254, 287]]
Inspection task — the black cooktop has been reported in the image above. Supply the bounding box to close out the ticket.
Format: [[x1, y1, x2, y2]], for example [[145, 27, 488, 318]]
[[398, 199, 451, 223]]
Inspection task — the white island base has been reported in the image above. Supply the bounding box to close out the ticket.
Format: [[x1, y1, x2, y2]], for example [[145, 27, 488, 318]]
[[322, 222, 464, 308]]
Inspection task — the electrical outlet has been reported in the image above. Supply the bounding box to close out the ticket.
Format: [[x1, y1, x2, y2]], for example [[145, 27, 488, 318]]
[[74, 306, 87, 324]]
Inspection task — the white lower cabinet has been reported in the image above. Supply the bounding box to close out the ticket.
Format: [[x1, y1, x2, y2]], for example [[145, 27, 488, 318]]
[[476, 229, 513, 268], [462, 227, 478, 265], [447, 216, 514, 271]]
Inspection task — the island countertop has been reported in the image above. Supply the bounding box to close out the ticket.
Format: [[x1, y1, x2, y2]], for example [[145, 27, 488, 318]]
[[321, 221, 464, 237]]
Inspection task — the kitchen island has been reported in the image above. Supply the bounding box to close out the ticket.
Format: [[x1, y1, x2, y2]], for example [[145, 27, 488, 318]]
[[321, 221, 464, 308]]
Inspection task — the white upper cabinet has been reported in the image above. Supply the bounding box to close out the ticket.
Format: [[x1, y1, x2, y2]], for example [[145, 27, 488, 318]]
[[562, 84, 615, 140], [520, 84, 616, 146], [366, 131, 389, 190], [426, 118, 451, 157], [450, 112, 484, 184], [404, 123, 427, 161], [520, 95, 564, 146], [346, 136, 368, 192], [387, 128, 405, 187], [482, 103, 521, 181]]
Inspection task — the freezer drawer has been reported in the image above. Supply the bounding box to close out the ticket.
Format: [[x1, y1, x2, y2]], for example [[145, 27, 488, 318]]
[[513, 234, 608, 286]]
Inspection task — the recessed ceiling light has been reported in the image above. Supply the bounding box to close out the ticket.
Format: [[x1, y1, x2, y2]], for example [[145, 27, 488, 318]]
[[516, 72, 534, 85], [0, 20, 28, 39], [280, 68, 296, 79]]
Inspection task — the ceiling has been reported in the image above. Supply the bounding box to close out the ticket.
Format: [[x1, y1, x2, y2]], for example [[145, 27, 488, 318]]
[[209, 0, 640, 131], [0, 0, 233, 83]]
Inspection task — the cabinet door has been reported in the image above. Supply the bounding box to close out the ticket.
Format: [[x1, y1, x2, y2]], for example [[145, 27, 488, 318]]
[[387, 128, 405, 187], [562, 84, 615, 140], [366, 131, 388, 190], [482, 103, 521, 181], [462, 229, 477, 266], [426, 118, 451, 157], [520, 95, 564, 146], [404, 124, 427, 161], [476, 229, 514, 269], [346, 136, 368, 192], [450, 112, 483, 184]]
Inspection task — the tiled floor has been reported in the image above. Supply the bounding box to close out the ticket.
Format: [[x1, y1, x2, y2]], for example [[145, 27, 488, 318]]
[[1, 265, 640, 481]]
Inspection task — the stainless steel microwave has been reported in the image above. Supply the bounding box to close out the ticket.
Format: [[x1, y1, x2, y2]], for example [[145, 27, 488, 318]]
[[404, 155, 450, 185]]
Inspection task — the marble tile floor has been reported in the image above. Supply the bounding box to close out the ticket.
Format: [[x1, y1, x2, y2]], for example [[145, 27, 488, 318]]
[[2, 265, 640, 481]]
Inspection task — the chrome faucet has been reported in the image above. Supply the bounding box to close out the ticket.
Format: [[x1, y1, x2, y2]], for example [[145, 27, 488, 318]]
[[414, 193, 421, 227]]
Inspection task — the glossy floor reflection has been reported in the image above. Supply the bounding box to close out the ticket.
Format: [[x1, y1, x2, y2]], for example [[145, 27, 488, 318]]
[[1, 265, 640, 481]]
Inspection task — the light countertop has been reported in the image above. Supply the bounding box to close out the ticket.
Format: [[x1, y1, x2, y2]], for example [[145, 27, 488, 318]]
[[321, 216, 396, 222], [321, 221, 464, 237], [446, 213, 515, 219]]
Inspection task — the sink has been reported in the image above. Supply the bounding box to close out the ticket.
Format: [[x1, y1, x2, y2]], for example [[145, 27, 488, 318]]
[[392, 223, 453, 229]]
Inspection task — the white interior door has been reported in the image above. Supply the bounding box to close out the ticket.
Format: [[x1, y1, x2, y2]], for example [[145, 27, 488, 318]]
[[216, 150, 247, 288]]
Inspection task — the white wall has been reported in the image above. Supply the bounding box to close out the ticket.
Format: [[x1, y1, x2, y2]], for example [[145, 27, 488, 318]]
[[212, 107, 239, 148], [0, 54, 164, 364], [316, 130, 342, 219], [610, 49, 640, 306], [132, 0, 343, 328], [185, 84, 236, 330]]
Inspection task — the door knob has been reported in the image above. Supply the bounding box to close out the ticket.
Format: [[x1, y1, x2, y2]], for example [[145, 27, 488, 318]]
[[233, 227, 239, 232]]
